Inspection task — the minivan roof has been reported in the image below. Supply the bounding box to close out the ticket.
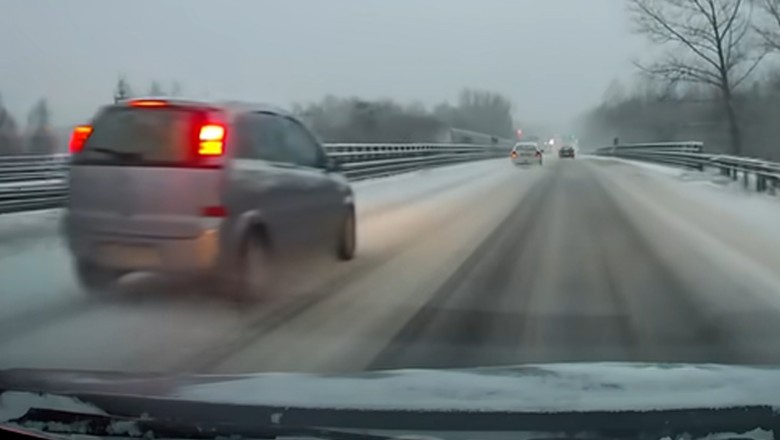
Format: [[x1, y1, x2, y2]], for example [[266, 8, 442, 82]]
[[114, 97, 293, 118]]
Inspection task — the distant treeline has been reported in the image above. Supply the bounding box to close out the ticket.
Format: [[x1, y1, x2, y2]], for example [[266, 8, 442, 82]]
[[0, 79, 516, 155], [0, 97, 57, 156], [293, 89, 515, 143], [577, 74, 780, 161]]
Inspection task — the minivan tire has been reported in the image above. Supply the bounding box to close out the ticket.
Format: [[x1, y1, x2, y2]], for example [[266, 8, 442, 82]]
[[337, 208, 356, 261], [75, 259, 124, 295], [220, 233, 273, 303]]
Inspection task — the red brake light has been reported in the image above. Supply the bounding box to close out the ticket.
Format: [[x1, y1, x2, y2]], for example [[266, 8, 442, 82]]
[[201, 205, 227, 217], [130, 99, 167, 107], [69, 125, 92, 153], [198, 123, 226, 156]]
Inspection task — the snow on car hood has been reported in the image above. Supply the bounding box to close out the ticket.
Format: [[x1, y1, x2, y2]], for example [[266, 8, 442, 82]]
[[171, 363, 780, 412], [3, 363, 780, 413]]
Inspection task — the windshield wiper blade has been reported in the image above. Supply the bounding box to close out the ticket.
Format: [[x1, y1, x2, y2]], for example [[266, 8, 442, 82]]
[[6, 407, 396, 440], [84, 147, 143, 160]]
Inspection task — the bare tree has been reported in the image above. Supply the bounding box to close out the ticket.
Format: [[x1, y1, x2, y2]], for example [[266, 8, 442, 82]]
[[24, 98, 56, 155], [148, 81, 165, 96], [0, 94, 22, 155], [114, 75, 133, 103], [753, 0, 780, 50], [629, 0, 765, 155], [169, 81, 183, 96], [602, 79, 627, 107]]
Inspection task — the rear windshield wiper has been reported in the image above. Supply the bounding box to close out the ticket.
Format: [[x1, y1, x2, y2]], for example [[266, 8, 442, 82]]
[[83, 147, 143, 161], [3, 407, 396, 440]]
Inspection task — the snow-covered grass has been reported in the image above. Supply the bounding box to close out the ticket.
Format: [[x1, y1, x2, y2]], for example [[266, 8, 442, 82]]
[[588, 155, 761, 188], [587, 155, 687, 177]]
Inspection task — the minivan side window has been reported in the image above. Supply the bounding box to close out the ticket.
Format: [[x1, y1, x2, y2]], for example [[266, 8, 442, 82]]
[[234, 115, 258, 160], [280, 118, 326, 169], [236, 113, 290, 163], [252, 114, 290, 163]]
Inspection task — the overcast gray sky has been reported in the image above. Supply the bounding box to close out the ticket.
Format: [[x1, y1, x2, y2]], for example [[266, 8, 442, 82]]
[[0, 0, 644, 129]]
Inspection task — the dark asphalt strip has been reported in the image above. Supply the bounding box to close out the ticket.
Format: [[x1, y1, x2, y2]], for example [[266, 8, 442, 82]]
[[367, 171, 552, 370], [581, 163, 740, 363], [370, 161, 747, 369]]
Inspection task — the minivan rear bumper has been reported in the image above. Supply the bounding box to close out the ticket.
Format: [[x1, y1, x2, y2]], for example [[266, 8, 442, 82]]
[[64, 220, 224, 273]]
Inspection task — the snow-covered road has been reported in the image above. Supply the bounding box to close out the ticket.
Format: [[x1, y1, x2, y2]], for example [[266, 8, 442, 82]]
[[2, 157, 780, 374]]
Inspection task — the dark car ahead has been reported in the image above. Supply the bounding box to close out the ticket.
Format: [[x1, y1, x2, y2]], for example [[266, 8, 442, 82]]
[[63, 97, 357, 300], [559, 145, 576, 159]]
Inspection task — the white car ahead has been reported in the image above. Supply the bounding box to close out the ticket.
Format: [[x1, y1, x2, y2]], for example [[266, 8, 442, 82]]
[[510, 142, 543, 166]]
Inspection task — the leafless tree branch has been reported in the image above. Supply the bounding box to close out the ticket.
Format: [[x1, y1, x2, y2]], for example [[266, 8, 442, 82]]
[[628, 0, 764, 155], [753, 0, 780, 51]]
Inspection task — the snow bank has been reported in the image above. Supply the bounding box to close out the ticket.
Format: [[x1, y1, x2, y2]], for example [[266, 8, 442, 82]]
[[0, 391, 105, 423], [174, 363, 780, 412]]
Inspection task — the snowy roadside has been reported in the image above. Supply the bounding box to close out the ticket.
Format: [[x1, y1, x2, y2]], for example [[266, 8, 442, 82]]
[[352, 158, 509, 216], [588, 157, 780, 336], [586, 156, 780, 241], [0, 209, 62, 249]]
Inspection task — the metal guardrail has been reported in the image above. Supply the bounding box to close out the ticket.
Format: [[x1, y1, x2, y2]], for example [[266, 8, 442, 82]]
[[325, 143, 506, 179], [594, 142, 780, 193], [0, 144, 508, 214], [0, 154, 69, 183], [0, 153, 70, 214]]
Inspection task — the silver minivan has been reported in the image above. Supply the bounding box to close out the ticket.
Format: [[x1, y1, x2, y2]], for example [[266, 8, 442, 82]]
[[63, 98, 356, 300]]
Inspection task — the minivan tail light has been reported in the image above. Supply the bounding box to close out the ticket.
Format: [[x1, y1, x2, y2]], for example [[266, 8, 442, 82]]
[[201, 205, 227, 217], [198, 123, 226, 156], [69, 125, 92, 153]]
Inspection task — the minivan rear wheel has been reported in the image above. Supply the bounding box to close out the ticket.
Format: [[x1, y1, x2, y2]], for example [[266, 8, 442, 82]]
[[221, 233, 273, 303], [337, 209, 356, 261], [75, 259, 124, 295]]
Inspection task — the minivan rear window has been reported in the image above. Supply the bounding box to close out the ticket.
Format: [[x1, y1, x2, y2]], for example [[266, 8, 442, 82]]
[[76, 107, 205, 165]]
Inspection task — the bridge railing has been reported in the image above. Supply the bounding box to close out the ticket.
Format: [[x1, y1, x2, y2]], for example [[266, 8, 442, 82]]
[[0, 143, 509, 214], [0, 154, 70, 183], [594, 142, 780, 193]]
